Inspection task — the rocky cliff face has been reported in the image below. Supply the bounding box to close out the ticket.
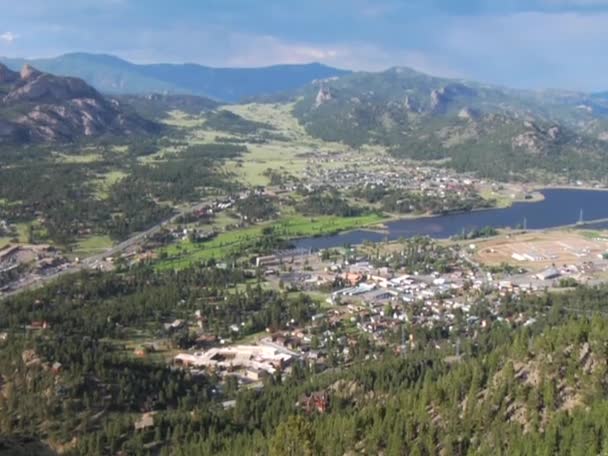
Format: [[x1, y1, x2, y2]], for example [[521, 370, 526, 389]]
[[0, 64, 159, 143]]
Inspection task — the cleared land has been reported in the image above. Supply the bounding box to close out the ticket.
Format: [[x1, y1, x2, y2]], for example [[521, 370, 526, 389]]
[[72, 235, 114, 258], [473, 230, 608, 271]]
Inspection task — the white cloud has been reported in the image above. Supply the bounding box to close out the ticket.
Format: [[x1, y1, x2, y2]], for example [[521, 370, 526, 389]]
[[0, 32, 18, 44], [220, 33, 464, 77]]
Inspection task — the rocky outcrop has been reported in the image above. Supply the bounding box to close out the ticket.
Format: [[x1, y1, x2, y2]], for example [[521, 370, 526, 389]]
[[315, 83, 332, 107], [512, 122, 562, 155], [0, 65, 159, 142], [404, 95, 419, 113], [430, 88, 446, 113], [457, 107, 478, 121], [430, 84, 477, 114], [4, 68, 100, 105]]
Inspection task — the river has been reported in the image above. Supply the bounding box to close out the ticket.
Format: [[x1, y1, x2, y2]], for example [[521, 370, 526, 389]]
[[293, 188, 608, 250]]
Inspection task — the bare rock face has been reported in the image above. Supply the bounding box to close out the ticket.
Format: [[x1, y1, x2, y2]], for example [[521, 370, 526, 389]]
[[20, 64, 41, 80], [0, 65, 159, 143], [512, 122, 562, 155], [5, 66, 100, 105], [315, 84, 332, 107], [404, 95, 419, 113], [457, 107, 478, 121], [430, 88, 446, 112], [547, 125, 561, 140]]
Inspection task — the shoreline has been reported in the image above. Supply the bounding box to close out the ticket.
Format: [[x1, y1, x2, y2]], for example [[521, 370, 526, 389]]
[[293, 186, 608, 247]]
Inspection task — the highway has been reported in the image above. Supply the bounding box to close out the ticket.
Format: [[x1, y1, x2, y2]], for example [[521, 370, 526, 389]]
[[0, 200, 212, 300]]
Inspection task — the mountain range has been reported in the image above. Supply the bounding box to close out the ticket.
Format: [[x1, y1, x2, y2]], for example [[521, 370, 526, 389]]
[[0, 53, 350, 102], [4, 53, 608, 180], [0, 63, 158, 143]]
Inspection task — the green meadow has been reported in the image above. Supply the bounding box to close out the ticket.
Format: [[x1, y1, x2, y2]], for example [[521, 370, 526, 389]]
[[156, 213, 385, 270]]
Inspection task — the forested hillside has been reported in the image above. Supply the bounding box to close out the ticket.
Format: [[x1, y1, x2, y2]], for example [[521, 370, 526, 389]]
[[2, 262, 608, 454], [292, 68, 608, 181]]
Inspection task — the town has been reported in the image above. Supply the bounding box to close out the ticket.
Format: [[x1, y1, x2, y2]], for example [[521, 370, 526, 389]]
[[163, 225, 608, 396]]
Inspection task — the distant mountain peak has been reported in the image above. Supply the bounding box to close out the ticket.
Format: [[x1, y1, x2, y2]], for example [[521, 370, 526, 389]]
[[0, 53, 351, 102]]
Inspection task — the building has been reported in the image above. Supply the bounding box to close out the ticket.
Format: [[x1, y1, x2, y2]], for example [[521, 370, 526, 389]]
[[134, 412, 156, 431], [299, 391, 329, 414], [536, 268, 561, 281], [174, 344, 294, 376]]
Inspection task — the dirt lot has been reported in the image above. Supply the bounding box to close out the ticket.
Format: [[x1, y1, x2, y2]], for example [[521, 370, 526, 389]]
[[473, 230, 608, 271]]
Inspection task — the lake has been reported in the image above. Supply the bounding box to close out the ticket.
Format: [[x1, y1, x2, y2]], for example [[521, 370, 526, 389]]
[[293, 188, 608, 250]]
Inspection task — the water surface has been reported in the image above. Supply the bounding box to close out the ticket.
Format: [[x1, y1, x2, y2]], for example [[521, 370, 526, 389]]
[[294, 188, 608, 250]]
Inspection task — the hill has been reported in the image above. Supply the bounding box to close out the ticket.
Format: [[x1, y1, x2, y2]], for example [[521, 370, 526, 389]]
[[0, 64, 159, 143], [113, 93, 219, 120], [3, 265, 608, 454], [292, 67, 608, 180], [0, 53, 351, 102]]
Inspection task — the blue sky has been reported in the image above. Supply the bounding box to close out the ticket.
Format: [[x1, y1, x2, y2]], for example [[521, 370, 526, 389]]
[[2, 0, 608, 90]]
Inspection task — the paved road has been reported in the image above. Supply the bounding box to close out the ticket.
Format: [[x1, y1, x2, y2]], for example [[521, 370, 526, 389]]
[[0, 201, 212, 300]]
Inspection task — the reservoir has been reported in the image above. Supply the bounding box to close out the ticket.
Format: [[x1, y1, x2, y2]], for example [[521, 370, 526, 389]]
[[294, 188, 608, 250]]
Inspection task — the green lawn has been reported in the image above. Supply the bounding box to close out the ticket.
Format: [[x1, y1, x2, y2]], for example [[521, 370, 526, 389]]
[[156, 213, 386, 270], [72, 235, 114, 257]]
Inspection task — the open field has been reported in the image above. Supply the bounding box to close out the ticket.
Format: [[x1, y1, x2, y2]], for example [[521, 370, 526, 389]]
[[53, 152, 103, 164], [221, 103, 347, 186], [162, 104, 387, 187], [225, 103, 312, 141], [94, 170, 128, 199], [0, 223, 41, 247], [479, 184, 544, 208], [163, 110, 205, 128], [473, 229, 608, 272], [72, 235, 114, 258], [225, 145, 312, 186], [156, 213, 386, 270]]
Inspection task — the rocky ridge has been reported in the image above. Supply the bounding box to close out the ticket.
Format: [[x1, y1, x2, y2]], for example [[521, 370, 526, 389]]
[[0, 64, 159, 143]]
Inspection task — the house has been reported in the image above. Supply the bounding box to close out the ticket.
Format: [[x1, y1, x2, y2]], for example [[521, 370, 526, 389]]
[[133, 346, 148, 358], [134, 412, 156, 431], [364, 289, 397, 307], [28, 320, 50, 330], [164, 319, 185, 331], [244, 367, 268, 382], [299, 391, 329, 414], [344, 272, 364, 286], [256, 255, 278, 268]]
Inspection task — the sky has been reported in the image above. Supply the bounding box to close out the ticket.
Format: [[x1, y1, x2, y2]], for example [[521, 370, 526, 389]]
[[2, 0, 608, 91]]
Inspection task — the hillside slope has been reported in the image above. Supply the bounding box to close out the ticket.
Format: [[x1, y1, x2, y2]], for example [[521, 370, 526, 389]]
[[292, 67, 608, 179]]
